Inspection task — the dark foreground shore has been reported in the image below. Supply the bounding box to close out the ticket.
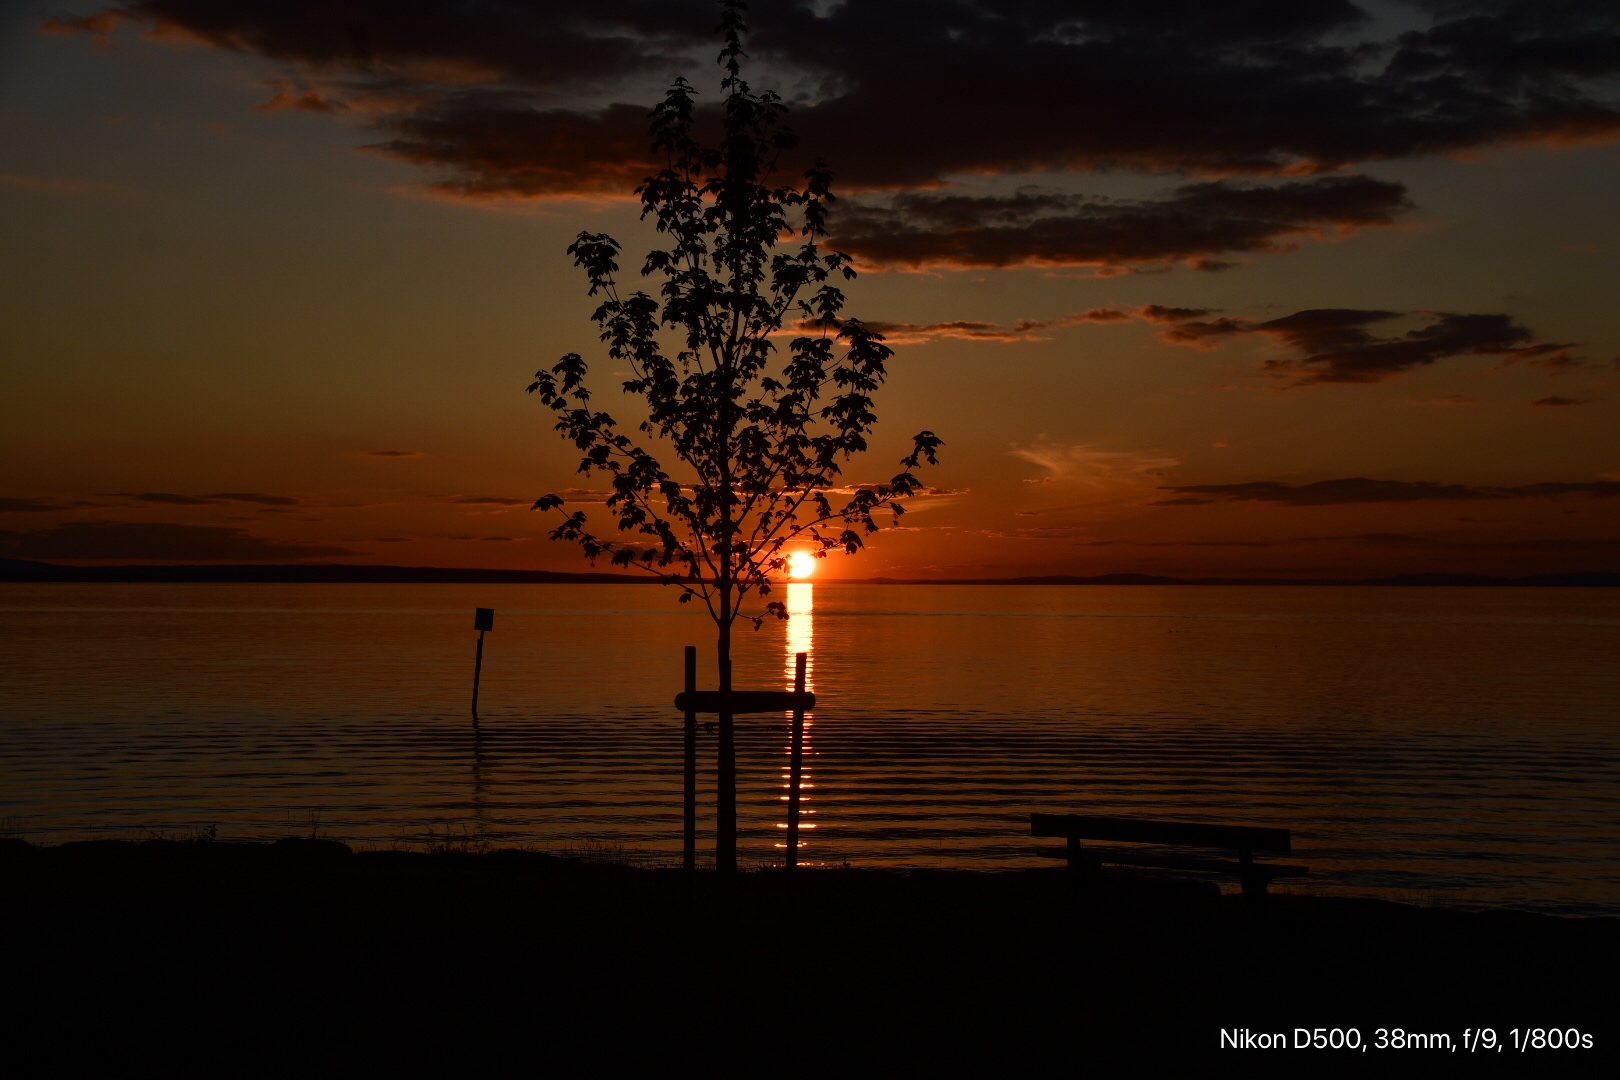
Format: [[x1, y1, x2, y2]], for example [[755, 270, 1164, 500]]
[[4, 837, 1615, 1066]]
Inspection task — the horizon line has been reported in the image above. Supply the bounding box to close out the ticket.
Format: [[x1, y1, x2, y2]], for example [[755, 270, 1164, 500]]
[[1, 558, 1615, 588]]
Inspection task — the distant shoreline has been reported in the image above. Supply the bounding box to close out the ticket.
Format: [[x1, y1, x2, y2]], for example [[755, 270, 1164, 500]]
[[2, 558, 1615, 587]]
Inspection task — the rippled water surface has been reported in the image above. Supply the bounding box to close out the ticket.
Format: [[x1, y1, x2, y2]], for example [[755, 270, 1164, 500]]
[[3, 583, 1617, 913]]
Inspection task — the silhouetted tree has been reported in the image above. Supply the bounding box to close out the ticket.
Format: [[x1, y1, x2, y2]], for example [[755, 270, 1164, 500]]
[[530, 1, 940, 874]]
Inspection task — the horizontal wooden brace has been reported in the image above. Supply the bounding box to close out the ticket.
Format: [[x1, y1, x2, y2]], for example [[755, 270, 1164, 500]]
[[674, 690, 815, 714]]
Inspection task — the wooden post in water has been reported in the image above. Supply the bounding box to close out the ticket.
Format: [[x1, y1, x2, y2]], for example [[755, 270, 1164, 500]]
[[786, 651, 807, 870], [471, 607, 494, 725], [683, 645, 697, 872]]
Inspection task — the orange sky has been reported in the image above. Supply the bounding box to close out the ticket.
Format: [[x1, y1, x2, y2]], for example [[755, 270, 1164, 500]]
[[2, 2, 1618, 579]]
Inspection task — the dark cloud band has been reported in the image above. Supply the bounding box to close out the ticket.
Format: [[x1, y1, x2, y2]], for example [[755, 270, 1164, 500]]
[[1161, 477, 1620, 505], [0, 521, 355, 561], [108, 491, 301, 506], [0, 497, 61, 513], [1151, 307, 1574, 383], [828, 176, 1410, 269], [51, 1, 1620, 272], [72, 1, 1620, 178]]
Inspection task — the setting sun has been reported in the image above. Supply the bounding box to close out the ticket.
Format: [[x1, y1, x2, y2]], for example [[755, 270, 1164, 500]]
[[787, 551, 817, 578]]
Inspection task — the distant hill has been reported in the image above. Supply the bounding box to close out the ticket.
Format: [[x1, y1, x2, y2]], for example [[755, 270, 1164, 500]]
[[861, 573, 1187, 585], [861, 571, 1619, 586], [2, 558, 1615, 586], [0, 559, 648, 584]]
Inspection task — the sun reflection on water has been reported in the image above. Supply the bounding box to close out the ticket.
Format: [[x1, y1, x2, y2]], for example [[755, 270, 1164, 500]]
[[777, 582, 814, 856]]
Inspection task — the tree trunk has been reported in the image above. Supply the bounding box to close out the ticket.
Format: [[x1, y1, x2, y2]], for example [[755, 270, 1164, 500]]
[[715, 349, 738, 875], [716, 609, 736, 874], [716, 358, 738, 875]]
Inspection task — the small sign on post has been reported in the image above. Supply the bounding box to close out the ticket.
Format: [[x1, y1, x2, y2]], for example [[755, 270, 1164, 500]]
[[471, 608, 494, 725]]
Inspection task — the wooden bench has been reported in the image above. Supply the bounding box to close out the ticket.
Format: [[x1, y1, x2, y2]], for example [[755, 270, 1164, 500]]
[[1030, 813, 1308, 897]]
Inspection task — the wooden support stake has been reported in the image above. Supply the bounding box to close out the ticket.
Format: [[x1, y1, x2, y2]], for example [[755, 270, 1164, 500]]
[[683, 645, 697, 872], [786, 652, 807, 870]]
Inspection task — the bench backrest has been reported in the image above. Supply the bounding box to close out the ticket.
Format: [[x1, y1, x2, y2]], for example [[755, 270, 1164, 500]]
[[1030, 813, 1290, 853]]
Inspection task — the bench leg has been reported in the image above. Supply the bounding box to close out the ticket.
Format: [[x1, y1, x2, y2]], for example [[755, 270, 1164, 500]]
[[1065, 836, 1099, 877], [1238, 849, 1268, 901]]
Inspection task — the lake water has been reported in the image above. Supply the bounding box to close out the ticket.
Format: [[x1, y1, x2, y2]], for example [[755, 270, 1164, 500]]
[[2, 582, 1617, 913]]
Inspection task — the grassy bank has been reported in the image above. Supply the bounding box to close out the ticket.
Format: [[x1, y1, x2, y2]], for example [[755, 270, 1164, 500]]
[[3, 837, 1614, 1064]]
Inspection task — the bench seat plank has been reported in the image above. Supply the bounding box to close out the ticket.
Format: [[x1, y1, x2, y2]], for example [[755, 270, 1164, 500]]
[[1035, 847, 1308, 878], [1030, 812, 1290, 853]]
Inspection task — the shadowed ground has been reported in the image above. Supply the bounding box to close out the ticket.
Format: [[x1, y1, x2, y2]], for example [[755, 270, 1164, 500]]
[[3, 838, 1614, 1066]]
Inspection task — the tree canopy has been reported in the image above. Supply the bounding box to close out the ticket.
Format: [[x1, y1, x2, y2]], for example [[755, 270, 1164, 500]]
[[529, 1, 939, 629]]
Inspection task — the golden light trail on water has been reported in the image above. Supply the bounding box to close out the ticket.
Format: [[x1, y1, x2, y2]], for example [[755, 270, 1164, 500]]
[[778, 581, 814, 854]]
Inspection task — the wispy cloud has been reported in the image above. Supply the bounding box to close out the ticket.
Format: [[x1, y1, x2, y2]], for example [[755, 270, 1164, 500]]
[[1409, 395, 1479, 406], [253, 88, 346, 114], [1012, 443, 1180, 509], [106, 491, 301, 507], [0, 172, 133, 196], [825, 308, 1129, 345], [977, 525, 1097, 540]]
